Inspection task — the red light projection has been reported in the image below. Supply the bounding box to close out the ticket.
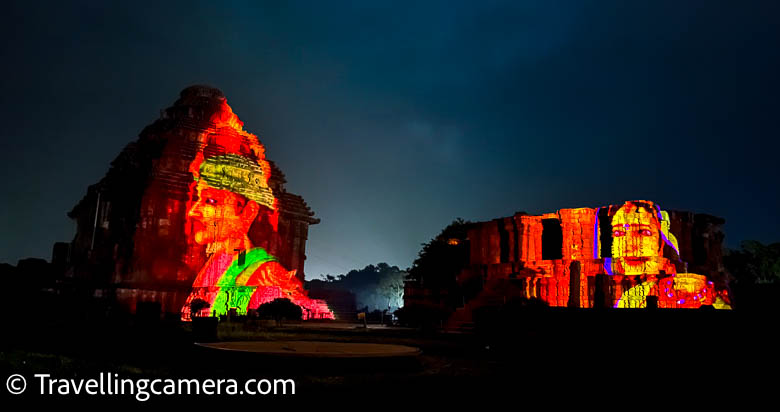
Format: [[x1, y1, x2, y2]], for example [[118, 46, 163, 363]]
[[66, 86, 328, 319], [598, 201, 728, 309], [459, 200, 732, 316], [177, 101, 333, 320]]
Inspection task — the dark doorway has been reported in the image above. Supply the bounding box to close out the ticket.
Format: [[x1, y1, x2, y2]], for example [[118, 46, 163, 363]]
[[541, 218, 563, 260]]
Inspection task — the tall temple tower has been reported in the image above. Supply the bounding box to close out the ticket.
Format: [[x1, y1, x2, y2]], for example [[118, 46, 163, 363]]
[[67, 85, 321, 316]]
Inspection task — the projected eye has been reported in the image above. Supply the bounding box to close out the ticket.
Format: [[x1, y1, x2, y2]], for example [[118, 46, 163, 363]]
[[206, 198, 218, 205], [613, 230, 626, 237], [638, 229, 652, 236]]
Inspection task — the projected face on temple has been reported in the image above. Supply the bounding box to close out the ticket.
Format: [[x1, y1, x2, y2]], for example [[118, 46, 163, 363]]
[[611, 203, 662, 275], [188, 180, 258, 245], [186, 153, 275, 249], [173, 102, 335, 321]]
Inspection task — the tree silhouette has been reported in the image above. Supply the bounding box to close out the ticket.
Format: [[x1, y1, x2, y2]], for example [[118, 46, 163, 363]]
[[257, 298, 303, 326], [311, 262, 408, 311], [190, 298, 210, 317], [725, 241, 780, 285], [408, 218, 472, 288]]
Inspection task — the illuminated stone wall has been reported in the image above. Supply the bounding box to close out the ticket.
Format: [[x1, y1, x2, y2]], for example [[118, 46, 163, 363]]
[[445, 201, 731, 327], [67, 85, 332, 319]]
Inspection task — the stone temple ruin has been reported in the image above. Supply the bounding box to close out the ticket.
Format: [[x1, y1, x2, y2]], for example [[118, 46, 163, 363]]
[[65, 85, 332, 319], [404, 200, 732, 329]]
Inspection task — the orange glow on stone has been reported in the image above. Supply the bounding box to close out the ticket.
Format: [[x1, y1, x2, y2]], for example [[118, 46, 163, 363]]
[[458, 200, 732, 315], [179, 107, 333, 320]]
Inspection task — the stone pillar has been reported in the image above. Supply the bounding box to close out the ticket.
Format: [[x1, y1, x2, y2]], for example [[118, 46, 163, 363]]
[[523, 277, 530, 299], [612, 275, 624, 308], [593, 273, 610, 309]]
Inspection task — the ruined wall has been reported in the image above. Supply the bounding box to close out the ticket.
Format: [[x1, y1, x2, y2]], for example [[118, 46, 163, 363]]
[[458, 200, 731, 322], [67, 86, 326, 317]]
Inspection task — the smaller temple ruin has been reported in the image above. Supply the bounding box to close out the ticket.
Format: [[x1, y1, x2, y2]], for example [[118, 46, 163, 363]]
[[404, 200, 732, 329]]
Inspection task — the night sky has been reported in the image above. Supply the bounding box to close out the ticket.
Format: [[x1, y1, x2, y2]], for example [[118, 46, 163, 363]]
[[1, 1, 779, 278]]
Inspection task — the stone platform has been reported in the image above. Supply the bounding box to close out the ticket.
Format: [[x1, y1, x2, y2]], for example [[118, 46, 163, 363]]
[[196, 341, 421, 358]]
